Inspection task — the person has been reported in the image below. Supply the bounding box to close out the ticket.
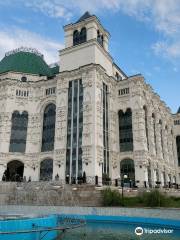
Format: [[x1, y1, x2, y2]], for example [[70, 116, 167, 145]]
[[2, 170, 7, 181], [83, 171, 86, 184], [28, 176, 31, 182], [66, 174, 69, 184]]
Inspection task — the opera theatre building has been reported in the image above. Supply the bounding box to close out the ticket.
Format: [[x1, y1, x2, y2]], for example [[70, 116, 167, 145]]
[[0, 12, 179, 188]]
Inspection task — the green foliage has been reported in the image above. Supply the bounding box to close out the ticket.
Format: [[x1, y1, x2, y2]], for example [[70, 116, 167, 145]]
[[139, 190, 168, 207], [102, 188, 123, 206], [123, 197, 142, 207], [102, 188, 180, 208], [167, 196, 180, 208]]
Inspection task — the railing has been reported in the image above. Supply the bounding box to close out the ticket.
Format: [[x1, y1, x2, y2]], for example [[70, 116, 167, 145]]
[[1, 177, 179, 189]]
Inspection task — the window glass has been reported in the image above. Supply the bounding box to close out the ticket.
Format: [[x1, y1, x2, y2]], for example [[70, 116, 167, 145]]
[[9, 111, 28, 152], [41, 104, 56, 152], [119, 109, 133, 152]]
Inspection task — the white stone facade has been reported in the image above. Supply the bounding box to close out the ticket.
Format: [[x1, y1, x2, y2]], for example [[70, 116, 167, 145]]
[[0, 13, 179, 187]]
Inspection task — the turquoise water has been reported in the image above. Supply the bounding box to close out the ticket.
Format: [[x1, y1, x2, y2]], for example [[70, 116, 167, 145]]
[[60, 221, 180, 240], [0, 215, 58, 240], [58, 215, 180, 240], [0, 214, 180, 240]]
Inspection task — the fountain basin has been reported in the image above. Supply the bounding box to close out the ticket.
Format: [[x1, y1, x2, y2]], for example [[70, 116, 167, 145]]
[[0, 214, 58, 240]]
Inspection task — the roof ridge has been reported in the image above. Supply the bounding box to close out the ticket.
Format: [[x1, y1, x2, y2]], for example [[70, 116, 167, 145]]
[[76, 11, 92, 23], [5, 47, 44, 59]]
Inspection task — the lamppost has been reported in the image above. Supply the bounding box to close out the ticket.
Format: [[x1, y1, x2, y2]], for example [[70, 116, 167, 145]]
[[122, 174, 127, 205]]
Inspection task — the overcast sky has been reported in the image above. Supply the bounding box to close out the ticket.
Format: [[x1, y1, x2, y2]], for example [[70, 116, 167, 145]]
[[0, 0, 179, 113]]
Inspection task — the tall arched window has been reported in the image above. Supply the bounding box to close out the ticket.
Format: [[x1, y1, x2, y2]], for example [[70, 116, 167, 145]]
[[41, 104, 56, 152], [143, 106, 149, 150], [159, 120, 164, 158], [97, 30, 104, 47], [9, 111, 28, 152], [176, 136, 180, 166], [152, 113, 157, 154], [79, 27, 87, 44], [119, 108, 133, 152], [73, 30, 79, 46]]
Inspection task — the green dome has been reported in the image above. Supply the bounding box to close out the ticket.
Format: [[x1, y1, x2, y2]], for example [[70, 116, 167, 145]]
[[0, 49, 57, 77]]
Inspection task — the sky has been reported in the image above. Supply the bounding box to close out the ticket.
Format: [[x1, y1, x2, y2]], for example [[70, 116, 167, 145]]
[[0, 0, 179, 113]]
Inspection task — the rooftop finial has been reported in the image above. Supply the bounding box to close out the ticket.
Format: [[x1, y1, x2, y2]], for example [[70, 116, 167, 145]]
[[76, 11, 92, 23], [5, 47, 44, 59]]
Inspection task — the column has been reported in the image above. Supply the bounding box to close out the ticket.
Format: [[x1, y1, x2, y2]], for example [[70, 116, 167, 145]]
[[0, 112, 12, 153], [133, 108, 147, 152], [26, 113, 41, 153], [81, 70, 94, 178], [148, 113, 156, 156], [54, 76, 69, 180], [155, 121, 163, 159]]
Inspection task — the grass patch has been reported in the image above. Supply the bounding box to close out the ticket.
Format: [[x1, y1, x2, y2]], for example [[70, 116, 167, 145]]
[[102, 188, 123, 206], [102, 188, 180, 208]]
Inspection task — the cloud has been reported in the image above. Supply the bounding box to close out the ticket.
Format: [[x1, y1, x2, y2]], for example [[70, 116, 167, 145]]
[[1, 0, 180, 62], [152, 41, 180, 59], [24, 0, 72, 20], [0, 27, 63, 63]]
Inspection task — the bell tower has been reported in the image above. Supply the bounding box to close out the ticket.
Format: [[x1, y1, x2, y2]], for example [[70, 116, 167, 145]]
[[60, 12, 113, 75], [64, 12, 109, 51]]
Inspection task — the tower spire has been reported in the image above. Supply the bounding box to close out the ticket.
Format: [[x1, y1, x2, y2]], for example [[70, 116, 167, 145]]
[[76, 11, 92, 23]]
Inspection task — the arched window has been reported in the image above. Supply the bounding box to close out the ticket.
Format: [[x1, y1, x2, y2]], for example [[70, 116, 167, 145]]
[[40, 159, 53, 181], [120, 159, 135, 187], [6, 160, 24, 181], [73, 30, 79, 46], [97, 30, 104, 47], [9, 111, 28, 153], [41, 104, 56, 152], [176, 136, 180, 166], [159, 120, 164, 158], [143, 106, 149, 150], [79, 27, 87, 43], [119, 108, 133, 152], [152, 113, 157, 154]]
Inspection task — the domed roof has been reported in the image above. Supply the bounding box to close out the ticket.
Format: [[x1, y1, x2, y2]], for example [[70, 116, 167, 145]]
[[0, 48, 57, 77]]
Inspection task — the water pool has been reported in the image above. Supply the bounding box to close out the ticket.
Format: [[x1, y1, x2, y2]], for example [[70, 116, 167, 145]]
[[58, 215, 180, 240], [0, 214, 179, 239]]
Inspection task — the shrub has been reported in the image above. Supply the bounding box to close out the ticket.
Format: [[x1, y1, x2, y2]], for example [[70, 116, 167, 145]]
[[140, 190, 168, 207], [102, 188, 122, 206]]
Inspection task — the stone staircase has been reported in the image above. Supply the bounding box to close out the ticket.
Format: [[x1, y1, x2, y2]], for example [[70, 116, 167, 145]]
[[0, 182, 102, 207]]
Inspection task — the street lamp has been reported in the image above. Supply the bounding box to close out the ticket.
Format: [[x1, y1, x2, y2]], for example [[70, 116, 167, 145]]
[[122, 174, 128, 205]]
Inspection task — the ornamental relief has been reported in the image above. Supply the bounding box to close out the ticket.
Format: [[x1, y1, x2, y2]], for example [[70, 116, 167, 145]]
[[57, 107, 67, 120], [83, 102, 92, 113], [57, 78, 68, 89], [25, 161, 39, 169], [0, 113, 11, 122], [57, 88, 68, 94], [29, 114, 41, 125], [55, 149, 66, 156], [82, 79, 93, 88], [96, 146, 103, 163], [82, 146, 91, 157], [96, 101, 102, 112]]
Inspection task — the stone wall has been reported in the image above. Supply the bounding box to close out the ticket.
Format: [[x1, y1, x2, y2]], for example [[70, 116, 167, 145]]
[[0, 182, 102, 207], [0, 182, 180, 207]]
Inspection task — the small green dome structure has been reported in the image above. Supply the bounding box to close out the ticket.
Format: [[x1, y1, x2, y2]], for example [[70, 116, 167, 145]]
[[0, 47, 59, 77]]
